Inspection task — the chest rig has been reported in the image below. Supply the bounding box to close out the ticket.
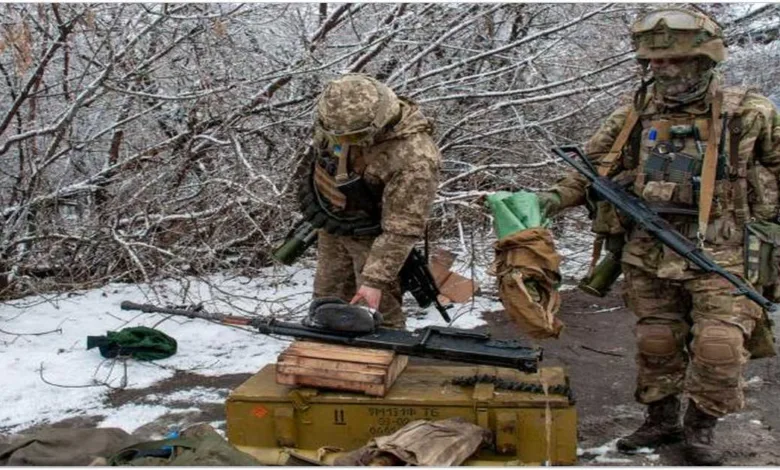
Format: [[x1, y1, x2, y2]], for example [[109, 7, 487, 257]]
[[298, 139, 384, 237], [634, 110, 719, 216], [598, 86, 751, 237], [580, 86, 753, 293]]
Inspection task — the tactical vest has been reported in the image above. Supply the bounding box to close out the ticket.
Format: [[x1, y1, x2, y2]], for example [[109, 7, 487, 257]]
[[298, 139, 384, 237], [591, 86, 778, 239]]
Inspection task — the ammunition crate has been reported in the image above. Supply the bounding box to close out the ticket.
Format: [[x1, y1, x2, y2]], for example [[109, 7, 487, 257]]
[[227, 364, 577, 465], [276, 341, 409, 397]]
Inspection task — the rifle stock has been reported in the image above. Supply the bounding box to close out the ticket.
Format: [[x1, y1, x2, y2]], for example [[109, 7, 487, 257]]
[[120, 301, 540, 372], [400, 247, 453, 323], [551, 145, 778, 314]]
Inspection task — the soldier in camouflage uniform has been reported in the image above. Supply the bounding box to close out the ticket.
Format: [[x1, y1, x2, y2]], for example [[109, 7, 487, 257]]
[[303, 74, 441, 329], [537, 8, 780, 465]]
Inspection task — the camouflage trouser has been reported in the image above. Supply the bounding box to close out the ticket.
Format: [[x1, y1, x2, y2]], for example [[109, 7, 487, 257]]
[[621, 264, 760, 416], [313, 230, 405, 328]]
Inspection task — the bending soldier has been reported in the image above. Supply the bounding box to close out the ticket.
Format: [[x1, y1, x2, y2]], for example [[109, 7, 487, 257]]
[[538, 8, 780, 465], [301, 74, 441, 329]]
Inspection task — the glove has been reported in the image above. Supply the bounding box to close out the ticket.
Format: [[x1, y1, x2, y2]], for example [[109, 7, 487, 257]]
[[536, 191, 562, 218]]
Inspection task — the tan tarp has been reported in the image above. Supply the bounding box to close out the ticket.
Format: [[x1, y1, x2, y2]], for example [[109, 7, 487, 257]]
[[492, 227, 564, 339], [334, 417, 490, 466]]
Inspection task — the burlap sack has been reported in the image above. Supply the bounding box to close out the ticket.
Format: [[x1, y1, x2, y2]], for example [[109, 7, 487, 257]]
[[492, 227, 563, 339], [333, 417, 490, 466]]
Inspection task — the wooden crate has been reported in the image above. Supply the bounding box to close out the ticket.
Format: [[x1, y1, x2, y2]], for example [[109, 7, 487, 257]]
[[275, 340, 408, 397]]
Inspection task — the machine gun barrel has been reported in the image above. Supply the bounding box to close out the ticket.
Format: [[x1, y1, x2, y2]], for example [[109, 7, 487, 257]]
[[551, 145, 778, 314], [120, 301, 540, 372]]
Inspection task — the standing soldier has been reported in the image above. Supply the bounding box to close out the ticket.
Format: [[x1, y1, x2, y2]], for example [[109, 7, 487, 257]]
[[537, 8, 780, 465], [299, 74, 441, 329]]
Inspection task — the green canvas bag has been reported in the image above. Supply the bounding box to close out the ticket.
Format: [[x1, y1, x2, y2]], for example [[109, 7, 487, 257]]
[[87, 326, 177, 361]]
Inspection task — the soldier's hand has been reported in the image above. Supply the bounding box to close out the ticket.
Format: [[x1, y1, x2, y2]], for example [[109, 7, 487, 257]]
[[351, 285, 382, 310], [537, 191, 562, 218]]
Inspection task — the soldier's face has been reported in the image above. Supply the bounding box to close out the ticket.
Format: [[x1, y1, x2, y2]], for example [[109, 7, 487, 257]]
[[649, 56, 711, 98]]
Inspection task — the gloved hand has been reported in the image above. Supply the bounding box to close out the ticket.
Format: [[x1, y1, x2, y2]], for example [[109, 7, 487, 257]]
[[537, 191, 562, 218]]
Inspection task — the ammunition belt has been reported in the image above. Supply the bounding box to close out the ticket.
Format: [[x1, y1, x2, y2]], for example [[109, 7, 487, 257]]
[[451, 374, 575, 404]]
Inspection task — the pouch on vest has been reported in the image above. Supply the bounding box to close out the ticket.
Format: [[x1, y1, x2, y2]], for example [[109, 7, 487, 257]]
[[743, 221, 780, 359], [745, 311, 776, 359], [743, 221, 780, 288]]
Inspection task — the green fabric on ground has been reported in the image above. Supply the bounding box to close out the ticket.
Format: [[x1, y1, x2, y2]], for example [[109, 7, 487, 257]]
[[87, 326, 177, 361]]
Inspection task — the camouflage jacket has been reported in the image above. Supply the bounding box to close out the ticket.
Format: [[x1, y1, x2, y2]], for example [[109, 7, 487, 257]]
[[552, 78, 780, 278], [314, 98, 441, 290]]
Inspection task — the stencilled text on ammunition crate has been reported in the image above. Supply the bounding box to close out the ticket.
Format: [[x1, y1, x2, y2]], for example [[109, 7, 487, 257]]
[[366, 407, 441, 436]]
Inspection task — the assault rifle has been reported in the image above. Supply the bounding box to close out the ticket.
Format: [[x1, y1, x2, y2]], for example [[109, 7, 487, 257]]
[[551, 145, 778, 314], [399, 247, 452, 323], [120, 301, 540, 372], [272, 220, 452, 323]]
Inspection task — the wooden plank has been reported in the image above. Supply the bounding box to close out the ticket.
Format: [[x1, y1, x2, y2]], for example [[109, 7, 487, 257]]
[[275, 341, 409, 397], [285, 341, 394, 365], [278, 354, 390, 376], [276, 371, 388, 397], [386, 354, 409, 385], [277, 363, 387, 384]]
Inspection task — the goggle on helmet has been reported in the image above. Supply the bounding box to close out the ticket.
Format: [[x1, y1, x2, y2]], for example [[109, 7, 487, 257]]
[[631, 8, 727, 63]]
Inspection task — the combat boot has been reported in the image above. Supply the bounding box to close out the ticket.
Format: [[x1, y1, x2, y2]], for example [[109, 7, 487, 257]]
[[683, 400, 724, 466], [616, 395, 683, 452]]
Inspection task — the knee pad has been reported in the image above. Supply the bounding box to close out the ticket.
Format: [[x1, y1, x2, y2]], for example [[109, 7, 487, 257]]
[[637, 323, 678, 357], [693, 323, 744, 366]]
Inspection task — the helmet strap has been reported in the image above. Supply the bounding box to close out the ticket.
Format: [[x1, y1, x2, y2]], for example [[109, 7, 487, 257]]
[[634, 76, 654, 112], [334, 143, 351, 183]]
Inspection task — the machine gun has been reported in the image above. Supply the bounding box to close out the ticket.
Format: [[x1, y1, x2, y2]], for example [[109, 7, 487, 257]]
[[120, 301, 540, 373], [272, 220, 452, 323], [551, 145, 778, 314]]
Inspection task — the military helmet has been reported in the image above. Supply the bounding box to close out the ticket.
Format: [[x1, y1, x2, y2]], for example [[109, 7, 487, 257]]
[[631, 8, 727, 63], [315, 74, 401, 146]]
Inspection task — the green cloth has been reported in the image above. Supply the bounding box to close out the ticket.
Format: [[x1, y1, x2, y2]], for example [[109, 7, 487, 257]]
[[87, 326, 177, 361], [505, 191, 543, 228], [486, 192, 526, 239], [486, 190, 548, 240]]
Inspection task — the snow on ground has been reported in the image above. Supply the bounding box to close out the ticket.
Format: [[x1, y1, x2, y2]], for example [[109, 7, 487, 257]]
[[577, 438, 659, 465], [0, 229, 593, 436]]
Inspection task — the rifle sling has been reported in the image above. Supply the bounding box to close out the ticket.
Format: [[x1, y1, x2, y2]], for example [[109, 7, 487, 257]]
[[698, 90, 723, 242], [598, 108, 639, 177]]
